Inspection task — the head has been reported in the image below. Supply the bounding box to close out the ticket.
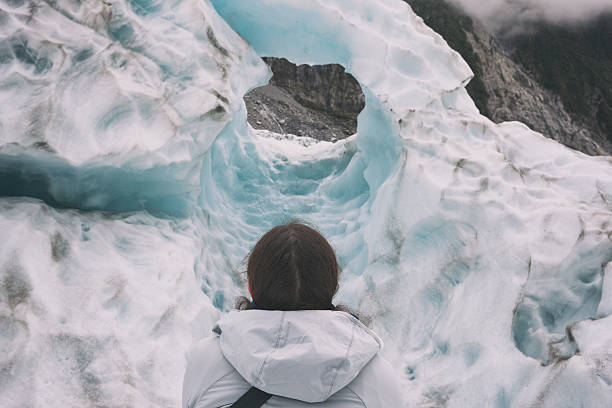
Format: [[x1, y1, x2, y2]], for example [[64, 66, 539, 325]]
[[242, 222, 339, 311]]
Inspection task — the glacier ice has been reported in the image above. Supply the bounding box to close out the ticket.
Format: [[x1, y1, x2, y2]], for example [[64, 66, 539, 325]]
[[0, 0, 267, 214], [1, 0, 612, 407], [0, 198, 218, 406]]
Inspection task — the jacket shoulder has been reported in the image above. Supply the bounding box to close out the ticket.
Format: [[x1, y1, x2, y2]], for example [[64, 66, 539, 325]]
[[182, 336, 235, 408], [346, 354, 405, 407]]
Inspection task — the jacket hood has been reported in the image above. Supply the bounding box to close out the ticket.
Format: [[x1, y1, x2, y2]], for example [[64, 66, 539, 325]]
[[216, 309, 383, 403]]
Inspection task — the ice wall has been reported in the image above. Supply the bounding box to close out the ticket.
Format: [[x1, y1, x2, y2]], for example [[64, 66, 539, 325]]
[[0, 0, 267, 214], [1, 0, 612, 407], [1, 0, 262, 405]]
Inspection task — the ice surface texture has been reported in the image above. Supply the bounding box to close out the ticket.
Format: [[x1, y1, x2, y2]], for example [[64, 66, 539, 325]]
[[0, 0, 267, 215], [1, 0, 612, 407], [0, 199, 217, 406]]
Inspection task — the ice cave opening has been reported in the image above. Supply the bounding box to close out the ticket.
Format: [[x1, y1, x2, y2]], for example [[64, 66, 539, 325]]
[[201, 0, 408, 308], [197, 69, 400, 310]]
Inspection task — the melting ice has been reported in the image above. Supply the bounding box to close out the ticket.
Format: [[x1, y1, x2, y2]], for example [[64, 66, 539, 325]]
[[1, 0, 611, 406]]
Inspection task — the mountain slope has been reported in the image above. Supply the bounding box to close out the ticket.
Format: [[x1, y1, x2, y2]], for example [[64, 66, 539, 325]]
[[406, 0, 612, 156], [507, 14, 612, 151]]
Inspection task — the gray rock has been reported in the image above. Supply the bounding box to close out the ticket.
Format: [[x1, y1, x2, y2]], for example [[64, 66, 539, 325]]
[[245, 58, 364, 142], [465, 18, 612, 156]]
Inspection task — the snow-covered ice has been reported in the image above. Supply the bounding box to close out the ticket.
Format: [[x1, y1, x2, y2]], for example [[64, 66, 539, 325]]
[[1, 0, 611, 406], [0, 198, 218, 406]]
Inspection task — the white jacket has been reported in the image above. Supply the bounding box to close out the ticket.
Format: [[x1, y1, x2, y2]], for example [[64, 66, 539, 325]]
[[182, 310, 404, 407]]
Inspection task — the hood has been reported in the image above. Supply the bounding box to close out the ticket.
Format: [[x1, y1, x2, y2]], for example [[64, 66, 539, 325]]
[[216, 309, 383, 403]]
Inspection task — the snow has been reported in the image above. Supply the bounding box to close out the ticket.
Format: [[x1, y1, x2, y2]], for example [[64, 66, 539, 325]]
[[1, 0, 611, 406], [0, 198, 217, 406]]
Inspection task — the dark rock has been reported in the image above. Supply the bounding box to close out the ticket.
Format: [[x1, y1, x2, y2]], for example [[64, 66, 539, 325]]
[[245, 57, 364, 142], [263, 57, 364, 117]]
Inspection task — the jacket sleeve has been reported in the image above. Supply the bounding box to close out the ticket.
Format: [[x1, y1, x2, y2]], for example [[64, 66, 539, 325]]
[[182, 336, 235, 408]]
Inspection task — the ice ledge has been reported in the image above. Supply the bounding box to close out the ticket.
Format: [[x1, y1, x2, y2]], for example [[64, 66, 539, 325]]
[[0, 145, 197, 217]]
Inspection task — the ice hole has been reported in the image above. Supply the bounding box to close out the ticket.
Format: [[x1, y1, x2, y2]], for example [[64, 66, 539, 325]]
[[244, 57, 365, 142], [203, 0, 404, 311]]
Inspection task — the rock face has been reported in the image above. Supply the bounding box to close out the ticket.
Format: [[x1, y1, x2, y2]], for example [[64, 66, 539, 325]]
[[464, 15, 611, 156], [263, 57, 365, 116], [245, 58, 364, 142], [406, 0, 612, 156], [505, 14, 612, 155]]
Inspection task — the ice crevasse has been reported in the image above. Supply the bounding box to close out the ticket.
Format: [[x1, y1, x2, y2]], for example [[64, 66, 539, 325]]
[[0, 0, 611, 406]]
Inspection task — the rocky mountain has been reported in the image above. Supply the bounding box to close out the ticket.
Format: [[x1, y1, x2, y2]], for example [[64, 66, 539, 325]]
[[406, 0, 612, 156], [505, 14, 612, 154], [245, 57, 364, 142]]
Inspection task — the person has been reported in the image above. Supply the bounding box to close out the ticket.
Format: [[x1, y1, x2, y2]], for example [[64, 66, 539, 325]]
[[182, 222, 404, 407]]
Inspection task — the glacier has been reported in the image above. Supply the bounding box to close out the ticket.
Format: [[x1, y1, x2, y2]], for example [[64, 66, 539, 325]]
[[1, 0, 611, 407]]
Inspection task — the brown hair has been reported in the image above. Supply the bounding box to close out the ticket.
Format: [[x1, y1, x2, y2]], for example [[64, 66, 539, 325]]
[[236, 221, 339, 311]]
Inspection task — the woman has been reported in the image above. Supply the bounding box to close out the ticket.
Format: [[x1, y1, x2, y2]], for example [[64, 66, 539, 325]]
[[182, 222, 404, 407]]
